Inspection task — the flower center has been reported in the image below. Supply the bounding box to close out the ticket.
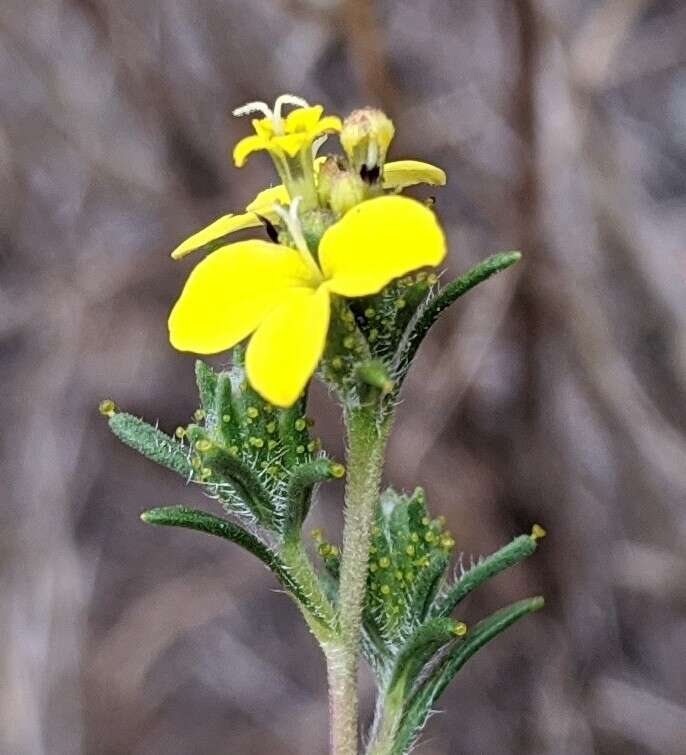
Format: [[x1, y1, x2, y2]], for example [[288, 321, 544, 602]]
[[272, 197, 323, 284]]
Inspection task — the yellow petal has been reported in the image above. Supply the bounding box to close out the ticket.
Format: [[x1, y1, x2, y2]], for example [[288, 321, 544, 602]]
[[171, 213, 262, 260], [253, 117, 275, 139], [311, 115, 343, 137], [169, 240, 318, 354], [272, 132, 309, 157], [246, 286, 330, 407], [233, 134, 267, 167], [245, 184, 290, 216], [319, 195, 446, 297], [383, 160, 447, 190], [284, 105, 324, 133]]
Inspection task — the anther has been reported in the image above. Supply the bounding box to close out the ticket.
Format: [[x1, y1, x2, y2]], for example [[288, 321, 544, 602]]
[[531, 523, 547, 541], [453, 622, 468, 637]]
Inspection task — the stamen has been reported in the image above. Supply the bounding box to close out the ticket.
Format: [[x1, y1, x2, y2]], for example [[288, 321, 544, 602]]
[[232, 100, 273, 119], [311, 135, 328, 158], [273, 93, 309, 122], [272, 197, 321, 280]]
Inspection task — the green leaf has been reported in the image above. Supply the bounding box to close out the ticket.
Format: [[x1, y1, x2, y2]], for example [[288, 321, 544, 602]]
[[195, 360, 218, 416], [387, 617, 462, 701], [141, 506, 334, 628], [196, 438, 277, 529], [432, 532, 539, 618], [399, 252, 521, 373], [283, 459, 343, 540], [393, 597, 544, 754], [109, 412, 193, 478], [213, 372, 241, 448]]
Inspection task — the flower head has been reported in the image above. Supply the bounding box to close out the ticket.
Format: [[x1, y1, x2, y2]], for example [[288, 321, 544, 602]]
[[169, 196, 445, 407]]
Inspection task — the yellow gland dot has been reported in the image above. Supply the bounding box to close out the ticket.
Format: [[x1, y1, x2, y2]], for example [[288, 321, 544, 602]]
[[380, 584, 391, 595], [331, 463, 346, 479], [531, 523, 547, 541], [250, 437, 264, 448], [405, 545, 415, 556], [247, 406, 259, 418], [193, 409, 206, 422], [294, 418, 306, 431], [195, 439, 212, 453], [378, 557, 390, 569], [266, 421, 276, 433], [174, 426, 186, 439], [453, 622, 468, 637], [343, 336, 355, 349], [98, 399, 117, 418]]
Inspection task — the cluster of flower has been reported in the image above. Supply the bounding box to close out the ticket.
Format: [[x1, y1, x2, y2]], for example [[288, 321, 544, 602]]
[[168, 94, 447, 408]]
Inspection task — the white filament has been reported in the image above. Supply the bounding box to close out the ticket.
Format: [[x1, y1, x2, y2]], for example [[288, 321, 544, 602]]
[[233, 94, 310, 136]]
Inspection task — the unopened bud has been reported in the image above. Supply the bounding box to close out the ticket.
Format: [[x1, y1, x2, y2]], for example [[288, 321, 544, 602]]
[[341, 108, 395, 178], [330, 171, 367, 215]]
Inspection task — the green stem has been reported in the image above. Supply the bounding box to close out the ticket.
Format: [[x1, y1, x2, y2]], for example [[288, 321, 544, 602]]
[[326, 406, 391, 755], [280, 540, 338, 642]]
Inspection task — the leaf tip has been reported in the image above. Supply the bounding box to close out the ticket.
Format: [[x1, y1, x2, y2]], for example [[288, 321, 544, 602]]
[[530, 595, 545, 611]]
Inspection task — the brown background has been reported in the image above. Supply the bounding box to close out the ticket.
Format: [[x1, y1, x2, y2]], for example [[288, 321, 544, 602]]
[[2, 1, 686, 753]]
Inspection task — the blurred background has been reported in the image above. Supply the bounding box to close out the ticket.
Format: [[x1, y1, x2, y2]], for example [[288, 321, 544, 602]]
[[2, 1, 686, 753]]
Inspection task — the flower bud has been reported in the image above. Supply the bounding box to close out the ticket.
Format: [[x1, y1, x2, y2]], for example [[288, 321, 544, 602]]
[[316, 155, 345, 204], [330, 171, 367, 215], [340, 107, 395, 180]]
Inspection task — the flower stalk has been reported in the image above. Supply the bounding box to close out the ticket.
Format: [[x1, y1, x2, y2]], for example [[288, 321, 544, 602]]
[[326, 406, 392, 754]]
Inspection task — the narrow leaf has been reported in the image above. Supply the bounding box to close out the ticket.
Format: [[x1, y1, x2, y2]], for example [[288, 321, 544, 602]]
[[109, 412, 193, 478], [195, 360, 218, 415], [141, 506, 334, 628], [433, 532, 539, 618], [283, 459, 343, 539], [394, 597, 544, 754], [201, 443, 277, 529], [401, 252, 521, 370], [388, 617, 462, 700]]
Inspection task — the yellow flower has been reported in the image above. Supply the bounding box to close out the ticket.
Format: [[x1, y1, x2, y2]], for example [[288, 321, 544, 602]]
[[169, 196, 446, 407], [170, 160, 445, 260], [232, 95, 341, 168]]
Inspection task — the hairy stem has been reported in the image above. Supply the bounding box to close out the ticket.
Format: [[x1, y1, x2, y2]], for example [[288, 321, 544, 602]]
[[327, 406, 391, 755]]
